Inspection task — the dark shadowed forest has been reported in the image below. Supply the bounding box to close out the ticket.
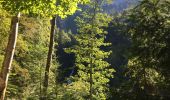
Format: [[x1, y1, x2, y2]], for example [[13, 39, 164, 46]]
[[0, 0, 170, 100]]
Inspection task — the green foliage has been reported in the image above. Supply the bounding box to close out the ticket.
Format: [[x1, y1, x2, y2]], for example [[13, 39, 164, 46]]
[[127, 0, 170, 77], [56, 30, 72, 47], [56, 0, 90, 18], [13, 17, 51, 99], [1, 0, 55, 16], [57, 81, 89, 100], [55, 30, 76, 83], [0, 0, 170, 99], [104, 0, 170, 99], [65, 0, 115, 99], [0, 12, 53, 99], [117, 0, 170, 99], [1, 0, 90, 18], [0, 5, 10, 73]]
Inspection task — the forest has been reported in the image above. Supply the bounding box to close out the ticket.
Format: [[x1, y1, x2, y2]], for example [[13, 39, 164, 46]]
[[0, 0, 170, 100]]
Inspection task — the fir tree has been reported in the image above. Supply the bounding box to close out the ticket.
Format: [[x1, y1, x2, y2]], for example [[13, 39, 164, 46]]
[[66, 0, 115, 99]]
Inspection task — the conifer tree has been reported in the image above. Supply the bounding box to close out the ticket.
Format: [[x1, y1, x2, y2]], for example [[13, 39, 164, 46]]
[[123, 0, 170, 99], [66, 0, 115, 99]]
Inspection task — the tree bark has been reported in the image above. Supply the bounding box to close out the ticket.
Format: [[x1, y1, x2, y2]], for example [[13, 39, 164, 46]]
[[90, 52, 93, 100], [0, 77, 5, 92], [42, 17, 56, 99], [0, 12, 20, 100]]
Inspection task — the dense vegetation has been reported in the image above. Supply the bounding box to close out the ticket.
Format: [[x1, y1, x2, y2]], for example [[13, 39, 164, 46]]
[[0, 0, 170, 100]]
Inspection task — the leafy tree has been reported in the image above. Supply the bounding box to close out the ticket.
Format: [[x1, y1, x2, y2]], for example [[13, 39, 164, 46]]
[[0, 0, 90, 99], [0, 0, 58, 99], [0, 7, 53, 98]]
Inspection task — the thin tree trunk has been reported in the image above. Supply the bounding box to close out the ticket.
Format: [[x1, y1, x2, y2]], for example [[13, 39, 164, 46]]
[[90, 52, 93, 100], [0, 12, 20, 100], [39, 62, 42, 100], [42, 16, 56, 99], [89, 0, 98, 99], [143, 63, 148, 99]]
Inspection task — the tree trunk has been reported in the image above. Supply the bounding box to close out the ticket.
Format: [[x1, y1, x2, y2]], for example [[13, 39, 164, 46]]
[[0, 77, 5, 92], [42, 17, 56, 99], [0, 12, 20, 100], [89, 37, 93, 100], [90, 53, 93, 100]]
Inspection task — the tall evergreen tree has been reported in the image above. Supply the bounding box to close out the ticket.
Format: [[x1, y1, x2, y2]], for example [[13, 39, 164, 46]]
[[66, 0, 115, 99], [122, 0, 170, 99]]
